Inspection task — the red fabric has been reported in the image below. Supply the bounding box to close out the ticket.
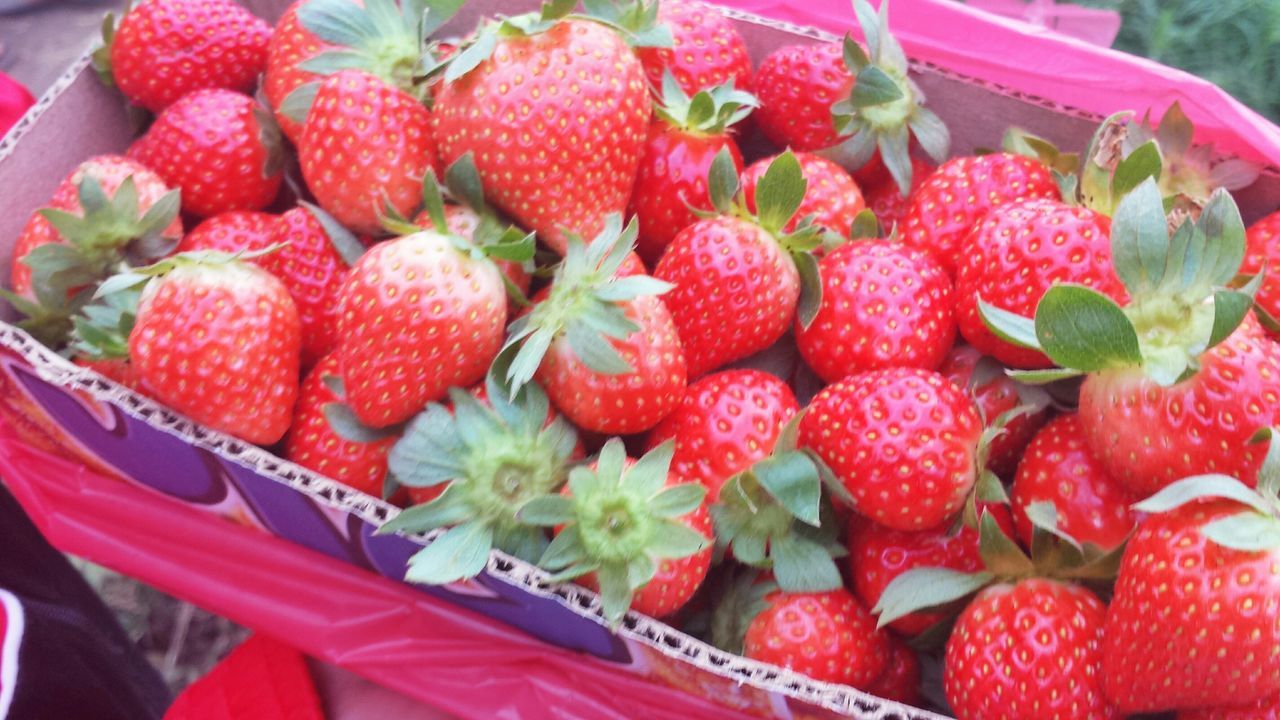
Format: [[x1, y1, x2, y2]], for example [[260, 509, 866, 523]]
[[0, 72, 34, 136], [164, 635, 324, 720]]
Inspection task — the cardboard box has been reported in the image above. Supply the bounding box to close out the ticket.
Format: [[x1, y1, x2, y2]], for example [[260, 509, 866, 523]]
[[0, 1, 1276, 718]]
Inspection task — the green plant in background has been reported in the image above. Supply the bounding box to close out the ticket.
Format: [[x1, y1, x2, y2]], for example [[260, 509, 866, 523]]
[[1076, 0, 1280, 121]]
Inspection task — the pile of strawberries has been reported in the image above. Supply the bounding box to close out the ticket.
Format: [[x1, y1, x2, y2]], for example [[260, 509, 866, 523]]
[[10, 0, 1280, 717]]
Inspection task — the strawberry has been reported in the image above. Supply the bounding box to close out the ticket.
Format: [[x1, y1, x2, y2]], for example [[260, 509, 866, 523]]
[[629, 77, 754, 265], [103, 253, 301, 445], [794, 239, 955, 383], [655, 151, 824, 379], [743, 588, 889, 688], [285, 354, 395, 497], [982, 180, 1280, 496], [956, 199, 1122, 369], [1010, 414, 1138, 552], [634, 0, 752, 96], [296, 70, 437, 235], [863, 156, 932, 232], [93, 0, 271, 113], [751, 42, 849, 153], [848, 504, 1014, 636], [129, 89, 283, 218], [644, 369, 798, 502], [337, 179, 527, 427], [1178, 694, 1280, 720], [501, 217, 686, 435], [945, 579, 1117, 720], [378, 378, 580, 582], [740, 152, 865, 237], [178, 211, 280, 255], [938, 345, 1047, 479], [1102, 471, 1280, 714], [800, 368, 982, 531], [431, 4, 651, 254], [263, 0, 349, 144], [867, 637, 921, 707], [901, 152, 1058, 276], [523, 439, 712, 624], [1242, 209, 1280, 332]]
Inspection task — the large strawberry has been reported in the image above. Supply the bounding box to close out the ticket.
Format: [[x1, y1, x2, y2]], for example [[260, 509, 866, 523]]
[[285, 354, 396, 497], [795, 238, 954, 382], [901, 152, 1058, 276], [751, 41, 848, 153], [654, 151, 823, 378], [1102, 470, 1280, 713], [520, 439, 712, 624], [1010, 414, 1138, 552], [945, 579, 1117, 720], [743, 588, 889, 688], [739, 152, 865, 238], [93, 0, 271, 113], [378, 377, 579, 582], [800, 368, 982, 531], [938, 345, 1047, 479], [956, 199, 1122, 369], [501, 216, 686, 435], [634, 0, 752, 96], [644, 369, 797, 502], [129, 89, 283, 218], [97, 252, 301, 445], [982, 179, 1280, 496], [430, 2, 651, 254], [629, 77, 754, 265], [337, 178, 532, 428]]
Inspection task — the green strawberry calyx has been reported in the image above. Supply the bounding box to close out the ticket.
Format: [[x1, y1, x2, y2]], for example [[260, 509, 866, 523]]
[[499, 214, 672, 395], [711, 413, 846, 594], [90, 0, 132, 89], [708, 566, 778, 655], [517, 438, 710, 626], [705, 148, 826, 328], [980, 176, 1257, 387], [1130, 427, 1280, 552], [67, 285, 143, 362], [298, 201, 368, 268], [577, 0, 675, 49], [873, 507, 1125, 629], [296, 0, 463, 99], [654, 72, 757, 136], [823, 0, 948, 196], [377, 375, 579, 583]]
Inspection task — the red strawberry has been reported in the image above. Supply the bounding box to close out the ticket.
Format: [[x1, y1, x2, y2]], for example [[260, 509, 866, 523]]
[[1241, 209, 1280, 333], [129, 89, 283, 218], [1010, 414, 1138, 551], [901, 153, 1058, 276], [740, 152, 865, 237], [655, 151, 822, 379], [938, 345, 1047, 480], [528, 439, 712, 624], [635, 0, 752, 96], [848, 504, 1014, 636], [94, 0, 270, 113], [644, 369, 798, 502], [743, 588, 889, 688], [800, 368, 982, 531], [123, 255, 301, 445], [298, 70, 437, 234], [431, 10, 650, 254], [794, 239, 955, 383], [629, 79, 752, 265], [956, 199, 1122, 369], [1178, 694, 1280, 720], [866, 638, 921, 707], [263, 0, 347, 144], [178, 211, 279, 255], [285, 354, 395, 497], [945, 579, 1117, 720], [11, 155, 181, 299], [751, 42, 850, 153], [337, 224, 509, 428], [503, 218, 686, 435], [863, 156, 932, 232], [1103, 484, 1280, 714]]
